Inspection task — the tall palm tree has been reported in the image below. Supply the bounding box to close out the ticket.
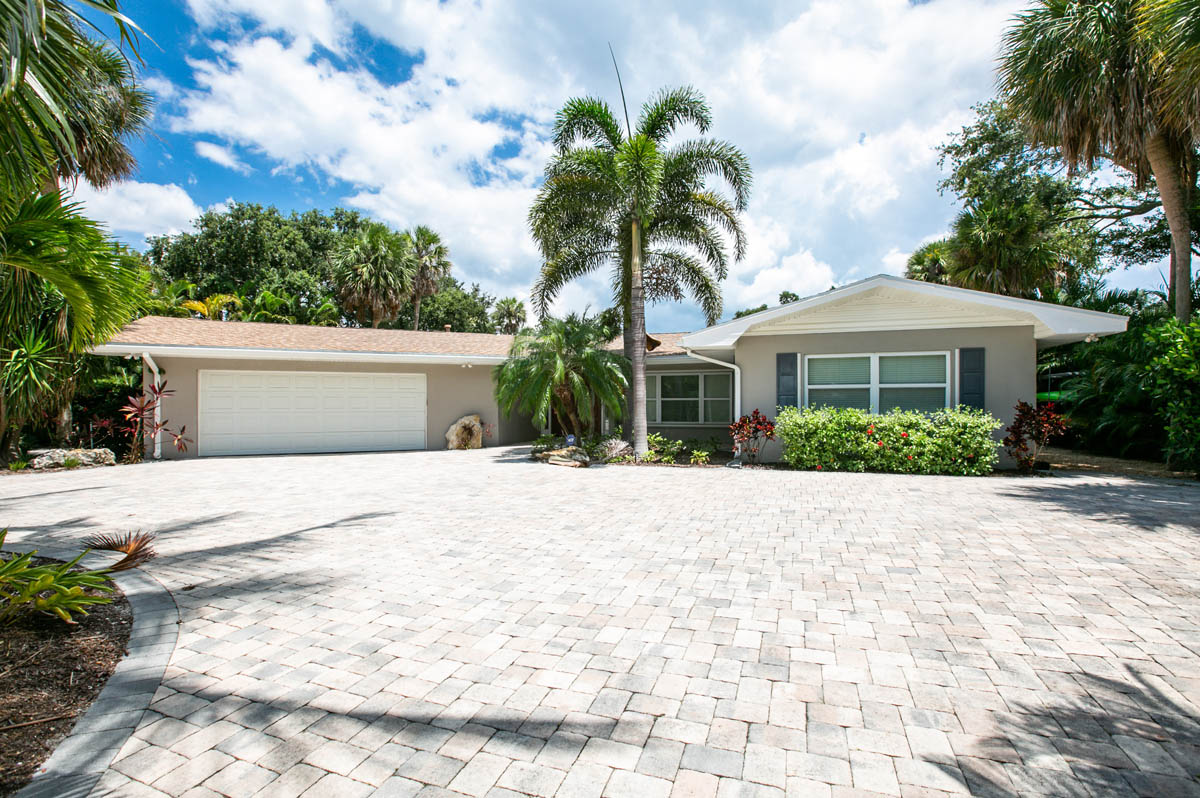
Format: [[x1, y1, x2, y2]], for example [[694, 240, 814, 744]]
[[492, 297, 526, 334], [529, 86, 751, 456], [1139, 0, 1200, 130], [999, 0, 1195, 321], [406, 225, 452, 331], [332, 222, 414, 328], [493, 313, 628, 440], [181, 294, 241, 321]]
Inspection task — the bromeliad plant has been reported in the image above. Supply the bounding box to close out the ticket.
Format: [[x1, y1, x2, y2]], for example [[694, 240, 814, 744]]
[[1003, 401, 1068, 473], [120, 381, 191, 463], [730, 409, 776, 464]]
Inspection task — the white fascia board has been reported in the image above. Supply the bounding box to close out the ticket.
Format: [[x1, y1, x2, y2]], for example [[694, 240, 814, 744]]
[[679, 274, 1129, 347], [91, 343, 507, 366]]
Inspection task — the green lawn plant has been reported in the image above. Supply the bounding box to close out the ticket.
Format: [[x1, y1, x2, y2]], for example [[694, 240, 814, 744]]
[[0, 529, 113, 625], [689, 449, 711, 465], [775, 406, 1001, 475], [1144, 318, 1200, 475]]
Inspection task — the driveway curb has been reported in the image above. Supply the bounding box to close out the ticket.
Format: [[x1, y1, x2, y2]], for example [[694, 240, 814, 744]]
[[9, 545, 179, 798]]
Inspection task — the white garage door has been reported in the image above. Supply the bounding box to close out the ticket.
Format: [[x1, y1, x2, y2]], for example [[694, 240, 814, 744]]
[[198, 370, 426, 457]]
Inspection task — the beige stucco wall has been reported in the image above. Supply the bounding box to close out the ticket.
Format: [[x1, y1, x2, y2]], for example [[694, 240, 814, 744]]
[[733, 325, 1036, 462], [145, 357, 536, 458]]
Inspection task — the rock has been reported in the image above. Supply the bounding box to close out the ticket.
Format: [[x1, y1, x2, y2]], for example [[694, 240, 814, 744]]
[[445, 414, 483, 450], [30, 448, 115, 470], [531, 446, 590, 467]]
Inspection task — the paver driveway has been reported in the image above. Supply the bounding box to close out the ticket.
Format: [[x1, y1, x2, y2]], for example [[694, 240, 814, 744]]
[[5, 447, 1200, 798]]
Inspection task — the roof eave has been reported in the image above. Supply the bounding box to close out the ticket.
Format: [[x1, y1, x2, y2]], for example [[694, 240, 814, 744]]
[[91, 342, 508, 366]]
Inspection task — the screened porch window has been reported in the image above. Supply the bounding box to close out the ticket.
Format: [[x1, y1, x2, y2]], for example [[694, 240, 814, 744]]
[[645, 372, 733, 425], [805, 352, 949, 413]]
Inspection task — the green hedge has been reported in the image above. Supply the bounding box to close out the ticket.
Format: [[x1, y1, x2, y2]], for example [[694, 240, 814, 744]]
[[775, 406, 1001, 476]]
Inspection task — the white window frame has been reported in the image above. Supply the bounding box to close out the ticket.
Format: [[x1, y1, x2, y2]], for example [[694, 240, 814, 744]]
[[803, 351, 951, 413], [646, 371, 734, 427]]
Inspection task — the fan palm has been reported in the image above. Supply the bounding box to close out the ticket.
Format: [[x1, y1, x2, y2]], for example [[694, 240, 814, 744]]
[[332, 222, 414, 328], [406, 225, 452, 331], [999, 0, 1194, 321], [492, 297, 526, 334], [1139, 0, 1200, 130], [493, 313, 628, 439], [181, 294, 241, 321], [529, 87, 751, 456]]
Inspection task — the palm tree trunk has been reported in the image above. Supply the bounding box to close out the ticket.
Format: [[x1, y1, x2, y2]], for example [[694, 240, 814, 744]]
[[413, 295, 422, 331], [622, 304, 633, 442], [1146, 132, 1193, 322], [629, 218, 648, 457]]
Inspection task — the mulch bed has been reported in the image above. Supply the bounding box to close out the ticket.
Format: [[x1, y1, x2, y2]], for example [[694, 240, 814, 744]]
[[0, 568, 131, 797], [1042, 446, 1198, 481]]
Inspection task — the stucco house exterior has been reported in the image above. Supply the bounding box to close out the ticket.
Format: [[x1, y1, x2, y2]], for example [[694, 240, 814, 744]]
[[95, 275, 1127, 460]]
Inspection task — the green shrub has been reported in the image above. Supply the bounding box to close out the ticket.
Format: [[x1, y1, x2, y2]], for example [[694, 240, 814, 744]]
[[775, 406, 1001, 476], [8, 460, 27, 471], [1145, 319, 1200, 474], [689, 449, 711, 465], [61, 456, 81, 469], [646, 433, 684, 463], [0, 530, 114, 625]]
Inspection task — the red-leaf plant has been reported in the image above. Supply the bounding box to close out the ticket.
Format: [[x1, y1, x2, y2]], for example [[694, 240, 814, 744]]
[[1002, 400, 1067, 474], [120, 381, 192, 463], [729, 409, 776, 465]]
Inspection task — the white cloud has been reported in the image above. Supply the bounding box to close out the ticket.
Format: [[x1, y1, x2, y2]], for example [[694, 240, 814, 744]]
[[194, 141, 253, 174], [158, 0, 1026, 327], [70, 180, 201, 243]]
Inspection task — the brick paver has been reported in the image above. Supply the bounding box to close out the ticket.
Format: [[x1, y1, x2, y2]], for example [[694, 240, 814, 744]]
[[6, 446, 1200, 796]]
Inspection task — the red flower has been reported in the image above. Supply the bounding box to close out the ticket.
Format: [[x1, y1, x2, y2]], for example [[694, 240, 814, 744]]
[[816, 465, 822, 470], [907, 455, 913, 460], [876, 441, 884, 447], [900, 432, 908, 438]]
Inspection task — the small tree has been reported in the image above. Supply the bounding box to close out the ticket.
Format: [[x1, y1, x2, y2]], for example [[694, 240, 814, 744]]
[[120, 381, 191, 463], [730, 409, 776, 464], [1002, 401, 1067, 473]]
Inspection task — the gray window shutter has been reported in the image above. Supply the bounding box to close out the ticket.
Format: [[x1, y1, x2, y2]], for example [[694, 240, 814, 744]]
[[777, 353, 798, 410], [959, 348, 985, 410]]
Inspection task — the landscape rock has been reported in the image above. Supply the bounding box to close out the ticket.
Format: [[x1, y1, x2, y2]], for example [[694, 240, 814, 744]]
[[445, 414, 483, 450], [30, 448, 116, 470], [531, 446, 590, 467]]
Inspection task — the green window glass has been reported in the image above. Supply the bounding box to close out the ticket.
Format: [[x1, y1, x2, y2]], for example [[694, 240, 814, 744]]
[[661, 399, 700, 422], [879, 354, 946, 384], [703, 373, 732, 423], [808, 388, 871, 410], [660, 375, 699, 398], [808, 356, 870, 385], [645, 375, 658, 423], [879, 387, 947, 412]]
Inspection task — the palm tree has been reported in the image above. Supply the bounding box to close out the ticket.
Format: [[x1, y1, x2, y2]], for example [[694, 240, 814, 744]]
[[1139, 0, 1200, 131], [999, 0, 1195, 321], [529, 87, 751, 456], [332, 222, 414, 328], [240, 290, 296, 324], [493, 313, 628, 440], [0, 0, 143, 189], [181, 294, 242, 321], [145, 278, 195, 317], [406, 225, 452, 331], [492, 297, 526, 334]]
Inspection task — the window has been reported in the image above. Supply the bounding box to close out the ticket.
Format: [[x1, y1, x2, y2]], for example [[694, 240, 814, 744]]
[[806, 352, 949, 413], [644, 371, 733, 425]]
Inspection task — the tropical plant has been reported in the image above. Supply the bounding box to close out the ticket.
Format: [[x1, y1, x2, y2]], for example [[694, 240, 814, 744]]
[[492, 296, 526, 334], [1003, 401, 1069, 472], [145, 277, 196, 318], [239, 289, 296, 324], [689, 449, 711, 465], [180, 293, 241, 321], [119, 380, 190, 462], [389, 277, 494, 332], [0, 0, 142, 189], [530, 86, 752, 456], [1144, 317, 1200, 473], [999, 0, 1195, 321], [0, 530, 113, 625], [81, 531, 157, 571], [493, 313, 629, 440], [729, 409, 776, 464], [776, 406, 1001, 475], [406, 225, 452, 331], [332, 222, 413, 328]]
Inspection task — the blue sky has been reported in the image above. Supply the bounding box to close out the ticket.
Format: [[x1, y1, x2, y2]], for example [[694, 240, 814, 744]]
[[75, 0, 1165, 333]]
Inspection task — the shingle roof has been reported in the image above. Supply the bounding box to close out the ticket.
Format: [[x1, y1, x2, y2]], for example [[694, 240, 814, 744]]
[[106, 316, 517, 357], [103, 316, 689, 359]]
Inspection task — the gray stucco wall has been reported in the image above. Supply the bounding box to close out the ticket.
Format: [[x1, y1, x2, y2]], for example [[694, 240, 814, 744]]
[[732, 325, 1036, 462], [144, 357, 534, 458]]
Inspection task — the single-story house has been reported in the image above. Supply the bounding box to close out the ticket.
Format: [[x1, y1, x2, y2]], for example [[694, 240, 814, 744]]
[[94, 274, 1127, 460]]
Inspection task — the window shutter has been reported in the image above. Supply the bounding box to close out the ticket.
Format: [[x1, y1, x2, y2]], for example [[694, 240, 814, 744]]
[[959, 348, 985, 410], [776, 353, 798, 410]]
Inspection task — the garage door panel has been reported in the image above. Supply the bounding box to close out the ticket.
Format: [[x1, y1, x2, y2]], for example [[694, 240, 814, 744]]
[[198, 370, 427, 456]]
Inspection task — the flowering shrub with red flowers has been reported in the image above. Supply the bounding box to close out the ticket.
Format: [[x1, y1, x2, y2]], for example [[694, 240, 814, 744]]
[[1002, 401, 1067, 473], [729, 409, 776, 464], [775, 406, 1000, 475]]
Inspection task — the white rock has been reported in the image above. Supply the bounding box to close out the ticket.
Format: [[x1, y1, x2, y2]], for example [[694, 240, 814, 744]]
[[30, 448, 116, 470], [445, 414, 483, 450]]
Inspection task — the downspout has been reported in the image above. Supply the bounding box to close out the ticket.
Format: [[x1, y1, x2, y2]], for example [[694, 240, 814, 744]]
[[683, 348, 741, 419], [142, 352, 162, 460]]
